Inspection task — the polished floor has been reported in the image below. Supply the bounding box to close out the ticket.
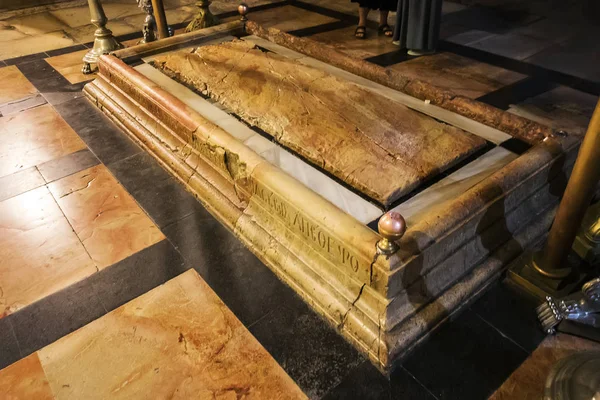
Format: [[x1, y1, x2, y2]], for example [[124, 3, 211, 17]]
[[0, 0, 599, 399]]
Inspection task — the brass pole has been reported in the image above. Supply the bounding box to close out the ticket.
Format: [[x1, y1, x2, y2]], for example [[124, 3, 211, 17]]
[[82, 0, 123, 74], [151, 0, 169, 39], [532, 99, 600, 278]]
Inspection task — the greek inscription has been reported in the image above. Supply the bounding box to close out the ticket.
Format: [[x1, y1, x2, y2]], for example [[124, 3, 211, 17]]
[[252, 181, 363, 274]]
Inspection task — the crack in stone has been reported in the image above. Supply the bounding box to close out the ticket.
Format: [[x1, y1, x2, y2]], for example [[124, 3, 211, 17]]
[[59, 177, 96, 198], [338, 283, 366, 330]]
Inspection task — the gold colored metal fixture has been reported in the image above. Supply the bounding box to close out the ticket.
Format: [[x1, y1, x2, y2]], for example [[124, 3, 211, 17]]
[[509, 99, 600, 298], [186, 0, 219, 32], [82, 0, 123, 75], [238, 3, 249, 22], [151, 0, 170, 39], [377, 211, 406, 255]]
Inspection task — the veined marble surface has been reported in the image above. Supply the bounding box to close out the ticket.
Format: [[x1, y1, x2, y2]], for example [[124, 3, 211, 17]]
[[391, 146, 519, 224], [134, 63, 383, 224], [0, 270, 307, 399], [243, 35, 513, 145]]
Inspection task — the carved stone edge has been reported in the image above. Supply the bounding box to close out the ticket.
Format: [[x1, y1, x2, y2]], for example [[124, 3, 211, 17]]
[[245, 21, 556, 144], [111, 20, 244, 62]]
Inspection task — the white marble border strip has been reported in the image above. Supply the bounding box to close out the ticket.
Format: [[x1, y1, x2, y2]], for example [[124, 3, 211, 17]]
[[391, 146, 519, 225], [134, 63, 383, 224]]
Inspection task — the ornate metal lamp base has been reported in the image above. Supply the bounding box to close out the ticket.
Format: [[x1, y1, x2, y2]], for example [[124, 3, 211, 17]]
[[82, 0, 124, 75], [82, 30, 123, 74], [507, 251, 591, 300], [186, 0, 219, 32]]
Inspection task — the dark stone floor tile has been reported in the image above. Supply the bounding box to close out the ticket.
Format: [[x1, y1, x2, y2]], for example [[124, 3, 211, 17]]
[[390, 367, 438, 400], [45, 44, 87, 57], [322, 361, 391, 400], [471, 280, 546, 353], [249, 297, 364, 399], [443, 6, 538, 34], [88, 239, 187, 313], [16, 59, 79, 93], [402, 310, 529, 400], [37, 148, 100, 182], [4, 52, 47, 66], [0, 167, 45, 203], [0, 94, 47, 115], [108, 153, 210, 227], [9, 277, 106, 357], [54, 97, 142, 165], [41, 91, 84, 106], [164, 213, 297, 326], [0, 318, 21, 370]]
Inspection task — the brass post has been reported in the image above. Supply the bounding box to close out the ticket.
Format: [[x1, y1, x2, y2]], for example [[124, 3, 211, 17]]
[[508, 99, 600, 298], [82, 0, 123, 74], [533, 99, 600, 278], [186, 0, 219, 32], [151, 0, 169, 39]]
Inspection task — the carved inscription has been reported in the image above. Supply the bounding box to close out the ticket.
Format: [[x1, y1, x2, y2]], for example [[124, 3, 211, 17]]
[[251, 180, 364, 275]]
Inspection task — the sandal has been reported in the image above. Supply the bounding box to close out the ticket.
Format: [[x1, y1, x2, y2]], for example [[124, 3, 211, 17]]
[[355, 26, 366, 39], [378, 24, 393, 37]]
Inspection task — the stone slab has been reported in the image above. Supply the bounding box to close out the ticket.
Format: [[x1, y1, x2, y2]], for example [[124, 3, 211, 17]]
[[153, 40, 486, 206]]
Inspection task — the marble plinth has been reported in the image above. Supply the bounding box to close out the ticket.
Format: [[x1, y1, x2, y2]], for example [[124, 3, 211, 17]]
[[83, 22, 581, 372]]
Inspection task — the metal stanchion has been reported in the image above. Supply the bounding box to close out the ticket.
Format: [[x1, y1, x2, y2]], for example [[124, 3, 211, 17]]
[[151, 0, 169, 39], [82, 0, 123, 74], [509, 99, 600, 298]]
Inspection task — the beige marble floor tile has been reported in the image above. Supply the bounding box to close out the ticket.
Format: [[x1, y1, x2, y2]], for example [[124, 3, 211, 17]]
[[0, 186, 97, 316], [0, 167, 46, 202], [508, 85, 597, 136], [38, 269, 306, 400], [490, 334, 600, 400], [0, 31, 75, 60], [45, 49, 95, 84], [249, 5, 337, 32], [1, 12, 68, 36], [64, 20, 137, 44], [0, 24, 29, 42], [51, 4, 145, 28], [390, 52, 525, 99], [309, 25, 400, 59], [0, 65, 37, 105], [48, 164, 164, 269], [0, 353, 54, 399], [0, 104, 86, 178]]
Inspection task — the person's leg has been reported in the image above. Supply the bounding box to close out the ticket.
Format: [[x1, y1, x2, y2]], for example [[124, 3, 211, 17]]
[[378, 9, 393, 36], [355, 7, 369, 38]]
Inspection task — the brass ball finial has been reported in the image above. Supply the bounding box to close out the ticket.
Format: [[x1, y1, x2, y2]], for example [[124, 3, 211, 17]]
[[377, 211, 406, 255], [238, 3, 249, 21]]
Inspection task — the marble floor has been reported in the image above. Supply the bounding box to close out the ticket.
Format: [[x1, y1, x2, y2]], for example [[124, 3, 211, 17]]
[[0, 0, 599, 399]]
